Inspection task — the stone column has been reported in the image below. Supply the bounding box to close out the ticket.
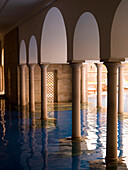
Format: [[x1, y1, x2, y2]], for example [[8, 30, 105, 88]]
[[81, 63, 88, 103], [28, 64, 35, 112], [71, 63, 81, 140], [104, 62, 119, 163], [0, 66, 3, 91], [40, 64, 48, 119], [118, 64, 124, 114], [95, 63, 102, 108], [19, 64, 26, 106]]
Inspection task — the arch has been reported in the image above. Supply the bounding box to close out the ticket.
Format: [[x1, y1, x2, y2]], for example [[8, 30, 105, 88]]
[[111, 0, 128, 60], [19, 40, 27, 64], [28, 35, 38, 64], [73, 12, 100, 61], [41, 7, 67, 63]]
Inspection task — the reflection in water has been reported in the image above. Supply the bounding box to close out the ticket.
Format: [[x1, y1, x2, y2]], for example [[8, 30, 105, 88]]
[[72, 141, 81, 170], [0, 100, 6, 143], [118, 114, 123, 158], [1, 99, 128, 169], [20, 107, 30, 169], [96, 108, 106, 159], [41, 121, 48, 170]]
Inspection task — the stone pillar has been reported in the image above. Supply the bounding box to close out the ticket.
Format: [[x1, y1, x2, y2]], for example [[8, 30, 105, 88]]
[[0, 66, 3, 91], [19, 64, 26, 106], [81, 63, 88, 103], [71, 63, 81, 140], [40, 64, 48, 119], [28, 64, 35, 112], [118, 64, 124, 114], [95, 63, 102, 108], [104, 62, 119, 163]]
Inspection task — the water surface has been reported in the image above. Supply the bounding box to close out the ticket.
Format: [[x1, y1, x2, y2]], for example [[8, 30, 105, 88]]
[[0, 96, 128, 169]]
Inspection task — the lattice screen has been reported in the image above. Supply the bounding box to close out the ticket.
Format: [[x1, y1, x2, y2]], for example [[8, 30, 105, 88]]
[[47, 71, 54, 103]]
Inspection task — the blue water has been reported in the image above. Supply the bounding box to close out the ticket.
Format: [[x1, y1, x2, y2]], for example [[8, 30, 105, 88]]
[[0, 96, 128, 169]]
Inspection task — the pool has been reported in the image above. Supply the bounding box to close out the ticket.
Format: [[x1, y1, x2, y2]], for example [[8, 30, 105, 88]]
[[0, 95, 128, 169]]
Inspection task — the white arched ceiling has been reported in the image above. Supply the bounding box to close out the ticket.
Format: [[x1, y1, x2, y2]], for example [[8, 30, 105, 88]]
[[28, 35, 38, 64], [73, 12, 100, 61], [111, 0, 128, 60], [19, 40, 27, 64], [41, 7, 67, 63]]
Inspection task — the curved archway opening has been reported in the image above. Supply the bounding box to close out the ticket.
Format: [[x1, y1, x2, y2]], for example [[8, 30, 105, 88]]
[[41, 7, 67, 63], [111, 0, 128, 60], [19, 40, 27, 64], [73, 12, 100, 61], [28, 35, 38, 64]]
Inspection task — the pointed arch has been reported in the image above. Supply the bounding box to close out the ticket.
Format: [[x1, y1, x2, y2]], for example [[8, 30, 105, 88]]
[[41, 7, 67, 63], [111, 0, 128, 60], [73, 12, 100, 61], [28, 35, 38, 64], [19, 40, 27, 64]]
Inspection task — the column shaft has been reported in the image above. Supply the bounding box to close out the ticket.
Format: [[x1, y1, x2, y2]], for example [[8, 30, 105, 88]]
[[40, 64, 48, 119], [81, 63, 88, 103], [95, 63, 102, 108], [118, 64, 124, 114], [71, 63, 81, 140], [0, 66, 3, 91], [105, 62, 119, 163], [20, 64, 26, 106], [29, 64, 35, 112]]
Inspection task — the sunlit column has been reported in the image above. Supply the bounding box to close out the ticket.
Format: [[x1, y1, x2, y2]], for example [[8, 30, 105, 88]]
[[40, 64, 48, 119], [19, 64, 26, 106], [81, 63, 88, 103], [71, 62, 81, 140], [0, 65, 3, 91], [95, 63, 102, 108], [118, 64, 124, 114], [28, 64, 35, 112], [104, 62, 119, 163]]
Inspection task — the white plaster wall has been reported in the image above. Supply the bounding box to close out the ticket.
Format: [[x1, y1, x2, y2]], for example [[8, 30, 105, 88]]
[[41, 7, 67, 63], [73, 12, 99, 61], [28, 35, 38, 64], [111, 0, 128, 60], [19, 40, 27, 64]]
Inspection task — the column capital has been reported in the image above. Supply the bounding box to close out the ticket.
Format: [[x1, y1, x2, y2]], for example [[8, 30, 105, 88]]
[[119, 63, 125, 68], [82, 62, 87, 65], [39, 63, 49, 69], [104, 62, 120, 73], [28, 63, 36, 69], [70, 62, 82, 70], [94, 63, 103, 68], [81, 63, 87, 68], [28, 63, 36, 66], [19, 64, 26, 70]]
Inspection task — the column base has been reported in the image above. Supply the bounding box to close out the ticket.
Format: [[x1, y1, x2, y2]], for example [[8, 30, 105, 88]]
[[97, 106, 102, 109], [81, 101, 88, 104], [89, 157, 126, 169], [105, 156, 118, 164], [20, 105, 29, 112], [37, 117, 57, 128], [29, 109, 35, 113], [118, 112, 124, 114], [59, 136, 93, 157], [39, 117, 56, 121], [59, 136, 88, 143]]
